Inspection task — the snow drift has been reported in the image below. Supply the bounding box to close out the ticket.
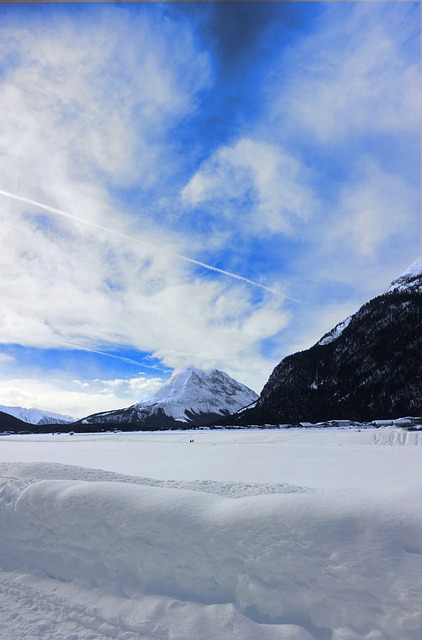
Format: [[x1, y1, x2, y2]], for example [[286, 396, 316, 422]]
[[1, 454, 421, 640]]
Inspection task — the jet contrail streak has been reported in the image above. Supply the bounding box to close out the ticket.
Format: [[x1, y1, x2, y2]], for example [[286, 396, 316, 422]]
[[60, 341, 164, 370], [0, 188, 302, 302]]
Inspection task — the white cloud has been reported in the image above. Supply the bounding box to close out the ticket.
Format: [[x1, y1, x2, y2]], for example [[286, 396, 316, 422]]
[[0, 374, 167, 419], [334, 162, 418, 257], [182, 138, 313, 234], [249, 1, 420, 332], [0, 377, 98, 419], [97, 377, 164, 399], [0, 183, 289, 394], [0, 353, 15, 365], [72, 380, 90, 389], [128, 278, 290, 392], [0, 8, 211, 202], [273, 3, 419, 142], [0, 6, 212, 283]]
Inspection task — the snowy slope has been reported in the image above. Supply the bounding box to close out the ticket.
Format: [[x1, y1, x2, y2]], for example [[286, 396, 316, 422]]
[[0, 404, 74, 425], [317, 313, 354, 346], [0, 428, 421, 640], [386, 256, 422, 294], [80, 367, 258, 427]]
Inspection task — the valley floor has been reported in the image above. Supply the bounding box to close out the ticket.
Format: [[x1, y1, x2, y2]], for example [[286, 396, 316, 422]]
[[0, 428, 421, 640]]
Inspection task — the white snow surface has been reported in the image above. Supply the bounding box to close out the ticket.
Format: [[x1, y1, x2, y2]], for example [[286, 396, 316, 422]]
[[0, 404, 74, 425], [386, 256, 421, 294], [317, 314, 354, 346], [0, 428, 421, 640], [135, 366, 258, 422]]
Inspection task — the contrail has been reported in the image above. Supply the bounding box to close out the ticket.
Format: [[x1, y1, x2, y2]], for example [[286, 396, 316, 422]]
[[0, 188, 302, 302], [60, 341, 165, 371]]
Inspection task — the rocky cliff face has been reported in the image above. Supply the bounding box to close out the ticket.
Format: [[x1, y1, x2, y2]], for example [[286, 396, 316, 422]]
[[230, 259, 421, 425]]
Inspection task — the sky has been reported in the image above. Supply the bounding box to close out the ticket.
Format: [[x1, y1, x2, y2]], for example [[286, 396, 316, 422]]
[[0, 1, 420, 419]]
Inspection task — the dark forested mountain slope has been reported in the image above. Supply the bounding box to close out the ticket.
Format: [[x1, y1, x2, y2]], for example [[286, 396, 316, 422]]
[[0, 411, 29, 432], [230, 259, 421, 425]]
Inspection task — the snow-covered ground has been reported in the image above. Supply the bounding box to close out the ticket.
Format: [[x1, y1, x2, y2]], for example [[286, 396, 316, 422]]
[[0, 428, 421, 640]]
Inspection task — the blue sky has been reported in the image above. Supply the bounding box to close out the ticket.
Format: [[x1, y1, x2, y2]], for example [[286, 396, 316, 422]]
[[0, 1, 420, 418]]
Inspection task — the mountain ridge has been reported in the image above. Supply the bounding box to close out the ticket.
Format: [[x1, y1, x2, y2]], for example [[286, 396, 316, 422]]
[[223, 258, 421, 425], [0, 404, 74, 425]]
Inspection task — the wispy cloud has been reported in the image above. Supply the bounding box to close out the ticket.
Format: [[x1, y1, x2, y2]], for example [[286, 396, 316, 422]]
[[335, 162, 418, 257], [181, 138, 314, 235], [0, 184, 291, 385], [271, 2, 420, 143], [0, 189, 289, 299], [263, 1, 420, 296], [0, 5, 212, 195]]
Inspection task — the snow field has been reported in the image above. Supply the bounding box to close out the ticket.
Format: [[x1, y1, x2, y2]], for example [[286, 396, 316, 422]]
[[0, 427, 419, 492], [0, 428, 421, 639]]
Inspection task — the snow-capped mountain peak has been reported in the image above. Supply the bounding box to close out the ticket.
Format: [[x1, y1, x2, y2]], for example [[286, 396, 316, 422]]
[[78, 367, 258, 427], [136, 367, 258, 422], [138, 367, 205, 405]]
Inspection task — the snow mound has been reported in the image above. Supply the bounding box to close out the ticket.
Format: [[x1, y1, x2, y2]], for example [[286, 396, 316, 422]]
[[1, 462, 421, 640]]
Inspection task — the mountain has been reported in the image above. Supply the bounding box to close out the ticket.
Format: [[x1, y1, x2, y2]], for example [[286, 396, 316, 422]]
[[0, 410, 30, 432], [0, 404, 74, 425], [226, 258, 422, 425], [77, 367, 258, 428]]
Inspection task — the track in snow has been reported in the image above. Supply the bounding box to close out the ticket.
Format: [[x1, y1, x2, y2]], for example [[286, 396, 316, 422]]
[[0, 572, 140, 640], [0, 461, 312, 498]]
